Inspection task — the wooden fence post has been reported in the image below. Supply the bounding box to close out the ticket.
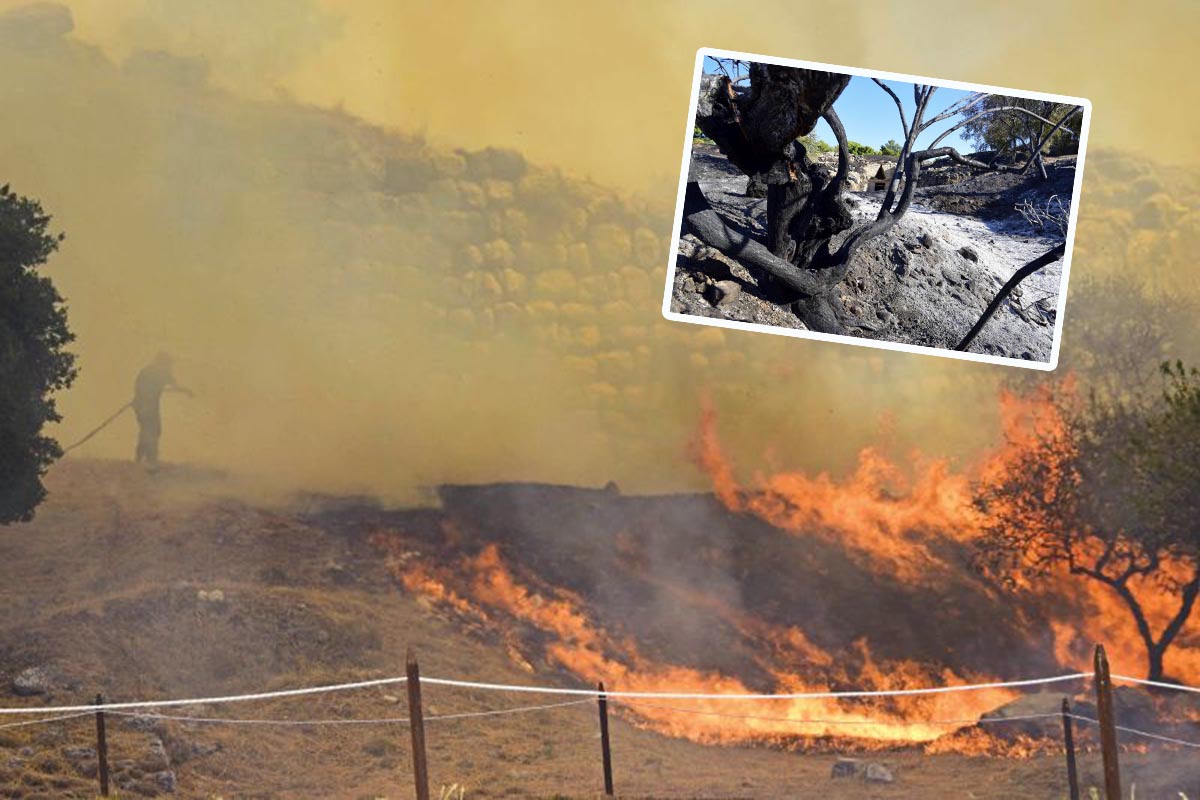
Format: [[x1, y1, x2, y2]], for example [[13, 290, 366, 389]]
[[597, 682, 614, 796], [94, 693, 110, 798], [1061, 697, 1079, 800], [406, 650, 430, 800], [1093, 644, 1122, 800]]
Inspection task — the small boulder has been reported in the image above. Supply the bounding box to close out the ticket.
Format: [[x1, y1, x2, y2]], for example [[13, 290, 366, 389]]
[[704, 280, 741, 307], [62, 747, 96, 764], [152, 770, 177, 793], [865, 763, 895, 783], [918, 232, 935, 248], [12, 666, 52, 696], [830, 757, 862, 779], [959, 246, 979, 262], [891, 244, 910, 276]]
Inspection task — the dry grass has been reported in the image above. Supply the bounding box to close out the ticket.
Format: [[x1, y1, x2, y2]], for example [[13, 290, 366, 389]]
[[0, 461, 1193, 798]]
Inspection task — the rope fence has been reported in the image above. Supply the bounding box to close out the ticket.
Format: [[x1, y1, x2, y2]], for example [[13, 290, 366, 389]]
[[8, 670, 1200, 716], [417, 671, 1096, 699], [101, 698, 594, 727], [1, 646, 1197, 799]]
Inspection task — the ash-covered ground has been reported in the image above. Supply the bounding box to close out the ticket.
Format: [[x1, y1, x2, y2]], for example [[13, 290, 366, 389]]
[[671, 144, 1077, 362]]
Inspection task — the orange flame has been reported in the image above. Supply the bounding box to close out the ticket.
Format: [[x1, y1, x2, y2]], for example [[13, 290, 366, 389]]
[[372, 384, 1198, 754]]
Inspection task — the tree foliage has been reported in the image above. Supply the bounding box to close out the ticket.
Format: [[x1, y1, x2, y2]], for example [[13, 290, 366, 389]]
[[974, 363, 1200, 681], [0, 184, 76, 524], [845, 140, 878, 156], [797, 133, 833, 154], [879, 139, 902, 156], [961, 95, 1081, 159]]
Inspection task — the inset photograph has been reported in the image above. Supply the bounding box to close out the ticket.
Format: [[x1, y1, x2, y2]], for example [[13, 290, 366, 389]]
[[665, 49, 1091, 368]]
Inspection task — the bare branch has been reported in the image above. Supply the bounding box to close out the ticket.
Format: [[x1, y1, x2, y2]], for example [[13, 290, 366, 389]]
[[1016, 195, 1070, 234], [824, 107, 850, 195], [919, 91, 987, 130], [955, 243, 1066, 352], [928, 104, 1079, 152], [871, 78, 910, 139], [1018, 106, 1083, 174], [682, 182, 845, 299]]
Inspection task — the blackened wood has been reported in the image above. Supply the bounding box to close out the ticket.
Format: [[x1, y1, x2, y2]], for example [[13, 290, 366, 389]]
[[598, 682, 614, 796], [1094, 645, 1122, 800], [1062, 697, 1080, 800], [95, 693, 110, 797], [406, 650, 430, 800]]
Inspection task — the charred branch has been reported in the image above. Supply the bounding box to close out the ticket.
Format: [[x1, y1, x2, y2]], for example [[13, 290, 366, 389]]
[[682, 181, 847, 306], [955, 243, 1066, 352], [695, 68, 850, 177]]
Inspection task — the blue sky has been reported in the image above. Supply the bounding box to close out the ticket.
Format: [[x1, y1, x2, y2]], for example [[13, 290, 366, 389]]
[[702, 58, 977, 153]]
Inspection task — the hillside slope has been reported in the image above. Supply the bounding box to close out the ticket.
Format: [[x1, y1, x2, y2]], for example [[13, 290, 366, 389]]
[[0, 462, 1192, 798]]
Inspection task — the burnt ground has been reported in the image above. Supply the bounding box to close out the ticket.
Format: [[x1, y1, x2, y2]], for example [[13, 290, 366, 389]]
[[671, 144, 1076, 363], [2, 462, 1197, 798]]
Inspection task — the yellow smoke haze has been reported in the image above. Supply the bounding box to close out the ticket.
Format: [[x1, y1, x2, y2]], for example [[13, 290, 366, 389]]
[[0, 0, 1194, 501]]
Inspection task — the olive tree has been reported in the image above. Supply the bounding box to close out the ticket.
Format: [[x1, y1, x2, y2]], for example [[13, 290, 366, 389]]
[[974, 362, 1200, 682]]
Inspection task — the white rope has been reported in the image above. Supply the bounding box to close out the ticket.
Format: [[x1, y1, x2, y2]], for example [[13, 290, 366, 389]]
[[0, 671, 1095, 715], [1068, 714, 1200, 749], [614, 699, 1062, 728], [1110, 674, 1200, 695], [0, 676, 407, 715], [104, 698, 592, 727], [0, 711, 94, 730], [419, 672, 1093, 700]]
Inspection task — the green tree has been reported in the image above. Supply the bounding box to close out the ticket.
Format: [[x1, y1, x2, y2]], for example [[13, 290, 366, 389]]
[[974, 363, 1200, 682], [797, 133, 833, 154], [960, 95, 1081, 159], [845, 140, 878, 155], [0, 184, 76, 523], [880, 139, 902, 156]]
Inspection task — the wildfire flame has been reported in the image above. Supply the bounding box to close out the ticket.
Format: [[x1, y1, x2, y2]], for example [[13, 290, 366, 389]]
[[372, 386, 1199, 754]]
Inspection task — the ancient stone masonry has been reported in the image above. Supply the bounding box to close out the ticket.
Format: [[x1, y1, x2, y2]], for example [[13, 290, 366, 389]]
[[369, 138, 781, 424]]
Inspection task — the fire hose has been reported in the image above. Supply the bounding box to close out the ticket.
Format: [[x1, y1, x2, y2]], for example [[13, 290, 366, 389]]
[[60, 401, 132, 454]]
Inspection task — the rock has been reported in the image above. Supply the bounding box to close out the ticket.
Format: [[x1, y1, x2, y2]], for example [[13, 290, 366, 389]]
[[62, 747, 96, 763], [941, 264, 961, 285], [138, 736, 171, 772], [122, 715, 166, 733], [865, 763, 895, 783], [12, 666, 52, 696], [704, 280, 741, 307], [678, 236, 715, 262], [919, 232, 934, 248], [891, 243, 910, 276], [152, 770, 177, 793], [959, 246, 979, 262], [831, 757, 862, 778], [904, 240, 921, 252]]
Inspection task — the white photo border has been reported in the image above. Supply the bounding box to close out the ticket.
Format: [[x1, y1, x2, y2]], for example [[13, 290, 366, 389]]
[[662, 47, 1094, 372]]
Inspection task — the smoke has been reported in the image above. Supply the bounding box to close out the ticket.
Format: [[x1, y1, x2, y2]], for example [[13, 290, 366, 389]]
[[0, 1, 1195, 504]]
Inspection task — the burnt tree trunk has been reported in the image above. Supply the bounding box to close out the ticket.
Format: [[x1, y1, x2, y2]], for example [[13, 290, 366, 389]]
[[695, 65, 851, 278], [692, 67, 857, 329]]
